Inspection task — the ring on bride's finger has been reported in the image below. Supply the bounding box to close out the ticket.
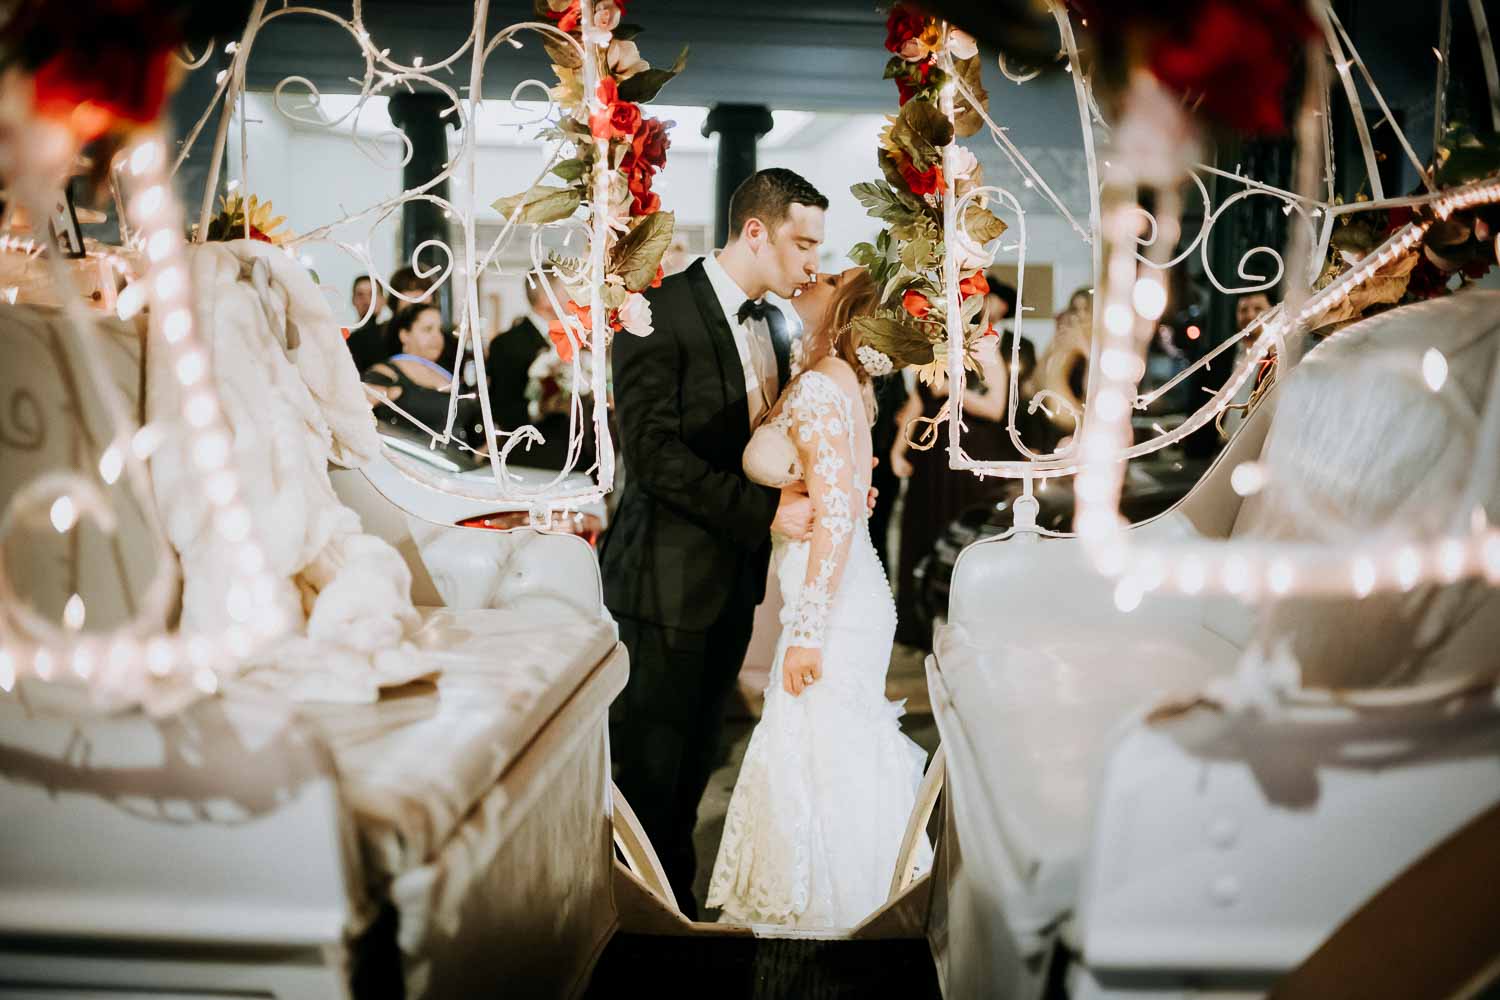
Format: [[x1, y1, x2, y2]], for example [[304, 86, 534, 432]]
[[802, 673, 815, 685]]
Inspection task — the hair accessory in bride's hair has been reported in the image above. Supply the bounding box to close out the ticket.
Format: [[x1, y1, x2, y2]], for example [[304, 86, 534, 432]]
[[856, 344, 894, 377]]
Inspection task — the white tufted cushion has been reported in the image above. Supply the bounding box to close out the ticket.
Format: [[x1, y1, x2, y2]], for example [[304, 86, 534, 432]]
[[1236, 290, 1500, 688]]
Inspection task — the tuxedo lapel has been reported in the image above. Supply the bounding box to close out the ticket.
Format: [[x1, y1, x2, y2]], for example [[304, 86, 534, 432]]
[[684, 259, 750, 434]]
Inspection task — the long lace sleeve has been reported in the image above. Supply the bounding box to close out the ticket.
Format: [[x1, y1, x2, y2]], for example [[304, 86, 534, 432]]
[[785, 370, 859, 650]]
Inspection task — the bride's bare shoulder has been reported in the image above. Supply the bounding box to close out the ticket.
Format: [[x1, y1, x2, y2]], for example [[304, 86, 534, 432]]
[[806, 356, 860, 394]]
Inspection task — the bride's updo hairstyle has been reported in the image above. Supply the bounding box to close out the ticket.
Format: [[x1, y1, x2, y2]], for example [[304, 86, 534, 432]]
[[812, 267, 880, 382]]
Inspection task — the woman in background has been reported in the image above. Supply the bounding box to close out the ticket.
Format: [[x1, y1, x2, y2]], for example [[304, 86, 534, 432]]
[[361, 303, 485, 452]]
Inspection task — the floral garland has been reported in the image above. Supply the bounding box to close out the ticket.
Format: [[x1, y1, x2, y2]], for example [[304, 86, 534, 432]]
[[1311, 127, 1500, 332], [846, 4, 1007, 387], [491, 0, 685, 362]]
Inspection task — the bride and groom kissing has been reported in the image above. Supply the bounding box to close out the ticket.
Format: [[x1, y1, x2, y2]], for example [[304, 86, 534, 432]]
[[600, 168, 930, 928]]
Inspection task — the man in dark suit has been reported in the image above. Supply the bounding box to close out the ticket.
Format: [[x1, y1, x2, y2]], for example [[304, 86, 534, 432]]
[[344, 273, 389, 372], [601, 169, 828, 916], [484, 272, 596, 471]]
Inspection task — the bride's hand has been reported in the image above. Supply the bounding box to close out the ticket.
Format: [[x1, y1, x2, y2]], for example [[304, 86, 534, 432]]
[[783, 646, 822, 696]]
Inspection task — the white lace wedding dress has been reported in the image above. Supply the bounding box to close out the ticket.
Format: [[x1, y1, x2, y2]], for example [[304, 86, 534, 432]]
[[706, 367, 932, 928]]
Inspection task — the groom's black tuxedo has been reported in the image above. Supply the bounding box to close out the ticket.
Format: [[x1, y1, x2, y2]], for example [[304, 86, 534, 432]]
[[600, 257, 790, 916]]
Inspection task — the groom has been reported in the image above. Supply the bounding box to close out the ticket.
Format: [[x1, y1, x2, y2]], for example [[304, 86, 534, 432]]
[[601, 168, 829, 917]]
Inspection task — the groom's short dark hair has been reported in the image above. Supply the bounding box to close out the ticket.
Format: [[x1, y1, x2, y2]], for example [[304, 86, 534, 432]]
[[727, 168, 828, 242]]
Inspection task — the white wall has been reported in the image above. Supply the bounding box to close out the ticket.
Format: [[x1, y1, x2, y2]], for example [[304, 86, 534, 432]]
[[228, 93, 1091, 347]]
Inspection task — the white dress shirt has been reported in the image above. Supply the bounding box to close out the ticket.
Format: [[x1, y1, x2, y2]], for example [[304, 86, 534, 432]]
[[701, 252, 780, 428]]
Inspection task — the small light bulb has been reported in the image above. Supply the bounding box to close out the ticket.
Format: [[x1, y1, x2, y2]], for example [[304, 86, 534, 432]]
[[193, 667, 219, 694], [50, 495, 77, 533], [0, 648, 14, 691], [34, 648, 55, 681], [1113, 578, 1144, 612], [1104, 303, 1133, 336], [1093, 390, 1128, 421], [63, 593, 86, 631], [128, 141, 163, 177], [1268, 559, 1295, 595], [1422, 348, 1448, 392], [99, 445, 124, 485], [154, 266, 186, 301], [1395, 547, 1422, 591], [205, 470, 238, 506], [1352, 557, 1377, 597], [184, 391, 218, 428], [1230, 462, 1267, 497], [1131, 277, 1167, 320], [1223, 555, 1250, 595], [115, 282, 146, 321], [146, 638, 174, 676], [176, 351, 207, 386], [146, 229, 174, 262], [132, 186, 165, 219], [131, 424, 164, 459], [163, 309, 192, 343], [193, 431, 231, 471], [1482, 534, 1500, 583], [71, 643, 95, 678], [1437, 538, 1467, 582]]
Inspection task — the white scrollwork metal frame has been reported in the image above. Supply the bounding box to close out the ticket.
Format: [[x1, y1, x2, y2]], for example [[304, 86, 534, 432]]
[[938, 0, 1500, 600], [171, 0, 620, 512]]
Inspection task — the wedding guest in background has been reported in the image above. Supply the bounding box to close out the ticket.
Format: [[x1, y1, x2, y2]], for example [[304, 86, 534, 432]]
[[344, 274, 389, 372], [982, 275, 1018, 331], [890, 283, 1015, 649], [485, 273, 596, 472], [868, 372, 908, 574], [362, 302, 485, 451]]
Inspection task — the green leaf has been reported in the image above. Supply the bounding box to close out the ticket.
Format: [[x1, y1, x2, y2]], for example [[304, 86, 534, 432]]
[[962, 203, 1008, 244], [601, 281, 629, 311], [551, 158, 588, 182], [617, 45, 689, 103], [609, 210, 676, 291], [889, 98, 952, 170], [900, 233, 936, 271], [951, 56, 988, 139], [852, 315, 936, 368], [848, 241, 881, 269], [491, 184, 582, 225], [542, 36, 582, 70]]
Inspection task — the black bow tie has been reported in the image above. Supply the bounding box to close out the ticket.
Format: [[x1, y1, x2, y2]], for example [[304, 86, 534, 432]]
[[737, 298, 775, 324]]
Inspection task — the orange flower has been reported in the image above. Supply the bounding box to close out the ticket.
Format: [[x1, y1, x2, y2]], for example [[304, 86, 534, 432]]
[[650, 266, 664, 288], [958, 271, 989, 299], [546, 318, 576, 362], [902, 289, 932, 319]]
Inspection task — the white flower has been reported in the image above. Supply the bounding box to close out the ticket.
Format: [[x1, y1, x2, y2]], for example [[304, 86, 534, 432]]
[[607, 39, 648, 79], [949, 145, 980, 184], [856, 345, 894, 377], [619, 291, 654, 337], [947, 29, 978, 61], [592, 0, 621, 31], [952, 230, 996, 272]]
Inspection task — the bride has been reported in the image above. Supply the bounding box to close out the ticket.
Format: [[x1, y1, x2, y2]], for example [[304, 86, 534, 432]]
[[706, 267, 932, 928]]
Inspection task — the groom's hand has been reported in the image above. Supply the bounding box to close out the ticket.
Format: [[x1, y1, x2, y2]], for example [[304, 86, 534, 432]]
[[772, 485, 814, 541], [783, 645, 823, 696]]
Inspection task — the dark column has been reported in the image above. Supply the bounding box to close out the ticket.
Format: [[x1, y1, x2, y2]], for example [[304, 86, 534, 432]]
[[702, 104, 774, 248], [388, 91, 455, 318]]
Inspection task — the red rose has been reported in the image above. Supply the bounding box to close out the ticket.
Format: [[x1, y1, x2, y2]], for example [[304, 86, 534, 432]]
[[630, 116, 671, 171], [626, 161, 659, 215], [34, 45, 172, 138], [902, 289, 932, 319], [1149, 0, 1316, 134], [894, 60, 933, 106], [899, 158, 944, 197], [651, 266, 664, 288], [589, 78, 641, 140], [546, 0, 582, 34], [959, 271, 989, 299], [884, 5, 928, 55]]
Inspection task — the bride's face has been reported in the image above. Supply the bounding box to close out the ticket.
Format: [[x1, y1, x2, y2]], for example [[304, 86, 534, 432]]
[[790, 266, 863, 340]]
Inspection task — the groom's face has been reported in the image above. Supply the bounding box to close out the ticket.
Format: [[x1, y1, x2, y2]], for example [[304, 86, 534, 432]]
[[762, 203, 825, 299]]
